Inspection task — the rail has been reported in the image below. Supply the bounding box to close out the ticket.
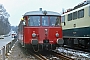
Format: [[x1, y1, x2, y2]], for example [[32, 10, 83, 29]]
[[29, 51, 48, 60], [52, 51, 75, 60]]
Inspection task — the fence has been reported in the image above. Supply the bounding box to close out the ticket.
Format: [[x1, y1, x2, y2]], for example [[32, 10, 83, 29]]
[[0, 39, 17, 60]]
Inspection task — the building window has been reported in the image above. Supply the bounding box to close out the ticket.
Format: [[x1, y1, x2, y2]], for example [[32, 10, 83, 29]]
[[68, 13, 72, 21], [73, 11, 77, 20], [78, 9, 84, 18]]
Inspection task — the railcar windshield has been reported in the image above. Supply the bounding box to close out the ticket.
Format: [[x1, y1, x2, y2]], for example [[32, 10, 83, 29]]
[[50, 16, 60, 26], [28, 16, 40, 26], [28, 16, 60, 26], [42, 16, 49, 26]]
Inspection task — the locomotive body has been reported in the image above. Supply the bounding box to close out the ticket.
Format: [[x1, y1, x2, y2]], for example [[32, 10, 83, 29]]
[[61, 1, 90, 50], [18, 10, 63, 51]]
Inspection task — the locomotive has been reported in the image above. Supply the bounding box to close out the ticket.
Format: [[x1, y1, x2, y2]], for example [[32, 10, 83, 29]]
[[18, 8, 64, 52], [61, 1, 90, 50]]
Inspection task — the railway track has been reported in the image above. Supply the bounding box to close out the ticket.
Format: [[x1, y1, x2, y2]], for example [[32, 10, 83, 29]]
[[29, 51, 47, 60], [23, 48, 74, 60], [20, 45, 48, 60], [33, 50, 75, 60], [19, 42, 90, 60], [63, 45, 90, 52], [55, 47, 90, 60], [51, 51, 74, 60]]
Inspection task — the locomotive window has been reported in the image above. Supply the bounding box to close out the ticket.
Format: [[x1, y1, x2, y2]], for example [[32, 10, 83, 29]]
[[61, 16, 65, 23], [78, 9, 84, 18], [73, 11, 77, 20], [68, 13, 72, 21], [61, 16, 65, 26], [28, 16, 40, 26], [50, 16, 60, 26], [42, 16, 49, 26]]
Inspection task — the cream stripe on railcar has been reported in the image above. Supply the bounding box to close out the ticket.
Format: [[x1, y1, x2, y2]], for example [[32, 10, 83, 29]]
[[61, 4, 90, 30]]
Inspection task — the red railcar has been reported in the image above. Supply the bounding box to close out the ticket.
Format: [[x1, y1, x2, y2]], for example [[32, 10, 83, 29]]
[[18, 9, 64, 51]]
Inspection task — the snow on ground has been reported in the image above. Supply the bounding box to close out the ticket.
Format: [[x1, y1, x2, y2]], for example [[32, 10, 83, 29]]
[[56, 47, 90, 59]]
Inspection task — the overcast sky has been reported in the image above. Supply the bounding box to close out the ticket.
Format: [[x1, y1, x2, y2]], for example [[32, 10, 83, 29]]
[[0, 0, 84, 26]]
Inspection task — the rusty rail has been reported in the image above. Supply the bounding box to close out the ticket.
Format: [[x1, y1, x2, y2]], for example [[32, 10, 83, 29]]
[[29, 51, 48, 60], [52, 51, 75, 60]]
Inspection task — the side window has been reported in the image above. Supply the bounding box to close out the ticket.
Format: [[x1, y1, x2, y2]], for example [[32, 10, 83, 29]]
[[68, 13, 72, 21], [78, 9, 84, 18], [73, 11, 77, 20]]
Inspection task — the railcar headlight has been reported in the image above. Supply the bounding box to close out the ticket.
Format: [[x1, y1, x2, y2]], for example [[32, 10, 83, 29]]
[[32, 33, 36, 38], [56, 33, 59, 37]]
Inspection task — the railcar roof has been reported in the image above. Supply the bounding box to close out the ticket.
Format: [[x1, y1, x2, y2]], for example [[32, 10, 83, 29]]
[[23, 11, 60, 16]]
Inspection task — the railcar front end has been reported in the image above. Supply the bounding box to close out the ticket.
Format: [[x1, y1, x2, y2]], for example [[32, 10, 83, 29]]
[[18, 10, 64, 52]]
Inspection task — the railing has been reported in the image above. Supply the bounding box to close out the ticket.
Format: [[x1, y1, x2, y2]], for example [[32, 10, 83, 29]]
[[0, 38, 17, 60]]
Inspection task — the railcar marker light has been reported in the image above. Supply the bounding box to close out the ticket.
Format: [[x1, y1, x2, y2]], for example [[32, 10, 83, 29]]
[[32, 31, 36, 38], [56, 31, 59, 37], [56, 33, 59, 38]]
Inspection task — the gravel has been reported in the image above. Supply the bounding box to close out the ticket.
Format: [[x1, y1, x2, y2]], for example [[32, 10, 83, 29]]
[[7, 41, 36, 60]]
